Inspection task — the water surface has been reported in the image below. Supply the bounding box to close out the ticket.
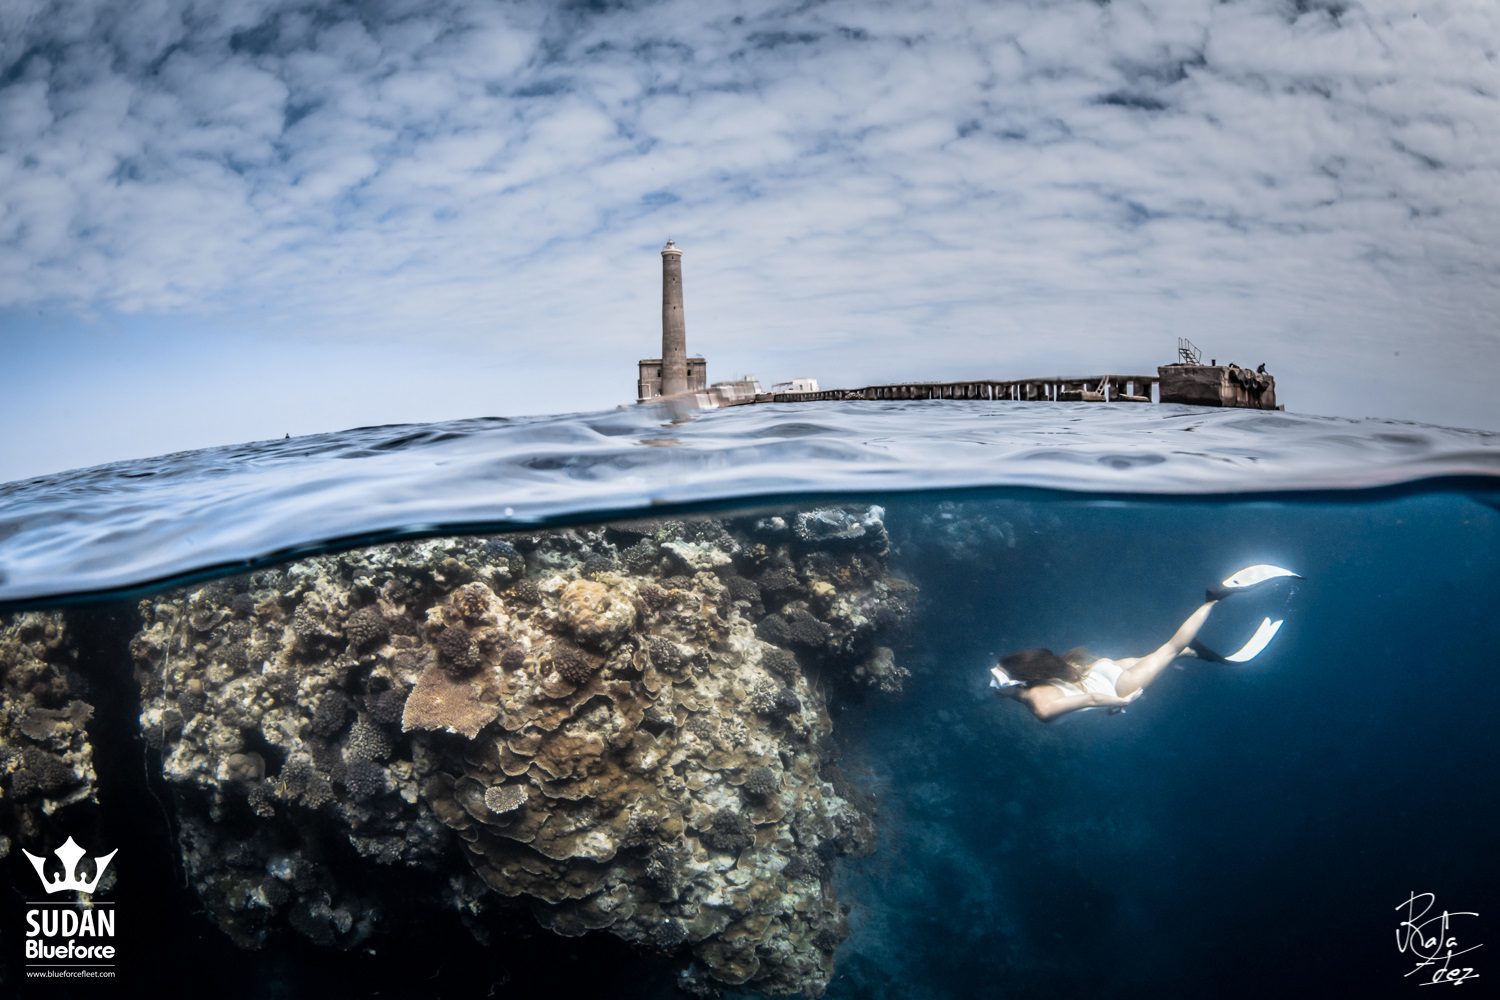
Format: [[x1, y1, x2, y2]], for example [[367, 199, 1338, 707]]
[[0, 402, 1495, 998]]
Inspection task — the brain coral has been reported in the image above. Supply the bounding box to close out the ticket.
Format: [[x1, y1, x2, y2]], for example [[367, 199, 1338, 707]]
[[558, 578, 637, 650]]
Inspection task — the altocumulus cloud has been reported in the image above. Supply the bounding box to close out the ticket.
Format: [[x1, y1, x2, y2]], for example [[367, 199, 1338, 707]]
[[2, 0, 1499, 447]]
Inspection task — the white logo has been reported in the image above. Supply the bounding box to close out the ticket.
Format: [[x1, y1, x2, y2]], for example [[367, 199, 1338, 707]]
[[22, 836, 117, 894]]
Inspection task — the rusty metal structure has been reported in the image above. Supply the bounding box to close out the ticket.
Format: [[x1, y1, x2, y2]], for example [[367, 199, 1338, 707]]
[[731, 375, 1162, 405], [1156, 363, 1278, 409], [728, 370, 1276, 409]]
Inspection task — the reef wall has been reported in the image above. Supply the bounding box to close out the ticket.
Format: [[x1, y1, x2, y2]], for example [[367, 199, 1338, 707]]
[[0, 614, 101, 865], [2, 507, 911, 997]]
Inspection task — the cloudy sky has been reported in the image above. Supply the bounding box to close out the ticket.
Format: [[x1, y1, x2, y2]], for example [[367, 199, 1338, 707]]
[[2, 0, 1497, 481]]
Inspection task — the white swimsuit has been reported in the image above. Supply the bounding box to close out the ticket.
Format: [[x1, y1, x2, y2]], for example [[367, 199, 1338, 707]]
[[1055, 658, 1124, 708]]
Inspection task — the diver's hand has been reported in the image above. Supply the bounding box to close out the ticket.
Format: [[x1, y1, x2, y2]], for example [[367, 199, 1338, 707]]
[[1106, 689, 1142, 715]]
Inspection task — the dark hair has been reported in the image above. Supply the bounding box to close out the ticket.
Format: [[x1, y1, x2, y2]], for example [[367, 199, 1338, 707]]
[[998, 647, 1095, 685]]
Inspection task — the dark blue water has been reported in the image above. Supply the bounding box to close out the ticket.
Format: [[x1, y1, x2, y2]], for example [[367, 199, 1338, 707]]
[[1, 403, 1497, 997], [830, 492, 1498, 997]]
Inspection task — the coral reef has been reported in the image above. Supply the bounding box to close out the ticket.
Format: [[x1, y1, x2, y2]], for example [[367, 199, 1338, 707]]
[[885, 498, 1052, 570], [0, 613, 99, 865], [116, 507, 911, 996]]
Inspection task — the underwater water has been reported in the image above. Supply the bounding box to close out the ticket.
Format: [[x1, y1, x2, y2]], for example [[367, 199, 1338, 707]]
[[831, 492, 1499, 998], [1, 402, 1497, 998]]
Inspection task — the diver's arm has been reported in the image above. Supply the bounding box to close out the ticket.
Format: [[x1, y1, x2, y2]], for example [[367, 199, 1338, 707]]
[[1020, 685, 1141, 722]]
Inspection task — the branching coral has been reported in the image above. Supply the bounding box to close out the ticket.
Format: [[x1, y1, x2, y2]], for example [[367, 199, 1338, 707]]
[[344, 719, 392, 762], [310, 692, 352, 739], [548, 641, 597, 686], [756, 606, 831, 651], [699, 808, 755, 854], [648, 636, 684, 673], [435, 624, 480, 675], [742, 765, 780, 800], [341, 759, 388, 801], [344, 606, 389, 650]]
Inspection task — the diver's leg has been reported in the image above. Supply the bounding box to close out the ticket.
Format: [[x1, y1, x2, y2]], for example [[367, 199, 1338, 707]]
[[1114, 600, 1217, 696], [1115, 655, 1180, 696]]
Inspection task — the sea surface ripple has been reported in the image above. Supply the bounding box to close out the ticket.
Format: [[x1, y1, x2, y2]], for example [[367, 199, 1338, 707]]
[[2, 401, 1497, 607]]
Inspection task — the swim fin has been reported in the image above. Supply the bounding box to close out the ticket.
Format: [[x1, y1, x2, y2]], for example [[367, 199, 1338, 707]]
[[1188, 617, 1284, 664], [1206, 564, 1302, 601], [1186, 638, 1224, 662], [1224, 617, 1284, 662]]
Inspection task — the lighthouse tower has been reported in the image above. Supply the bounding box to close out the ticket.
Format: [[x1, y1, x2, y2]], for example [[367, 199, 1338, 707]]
[[659, 239, 688, 397], [636, 239, 706, 402]]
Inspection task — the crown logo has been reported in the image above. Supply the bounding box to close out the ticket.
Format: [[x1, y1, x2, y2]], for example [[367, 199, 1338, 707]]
[[22, 837, 118, 894]]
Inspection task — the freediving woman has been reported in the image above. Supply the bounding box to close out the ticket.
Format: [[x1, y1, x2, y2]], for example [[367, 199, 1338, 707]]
[[989, 565, 1300, 722]]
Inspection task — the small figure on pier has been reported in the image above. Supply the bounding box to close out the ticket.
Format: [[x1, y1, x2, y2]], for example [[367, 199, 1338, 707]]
[[989, 565, 1300, 722]]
